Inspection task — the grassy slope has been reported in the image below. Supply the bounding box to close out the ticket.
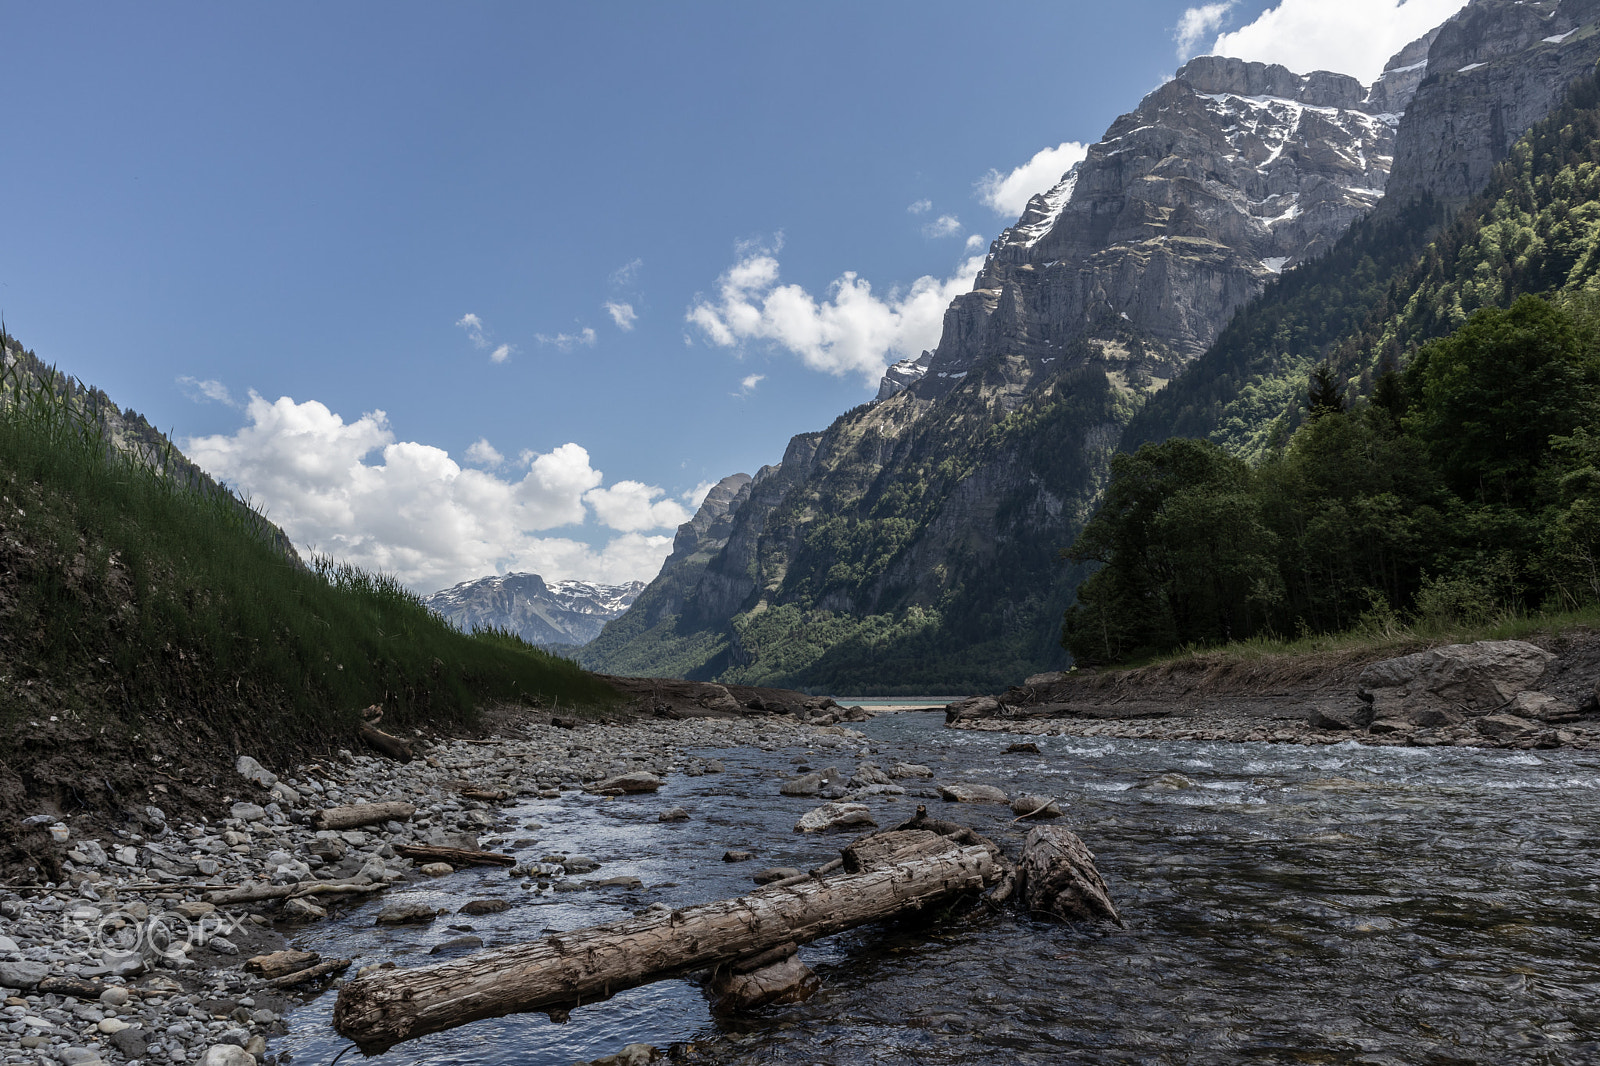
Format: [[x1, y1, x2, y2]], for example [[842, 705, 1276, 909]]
[[0, 340, 616, 852]]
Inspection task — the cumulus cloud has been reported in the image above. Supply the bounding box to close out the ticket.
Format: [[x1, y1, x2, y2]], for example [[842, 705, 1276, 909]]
[[490, 344, 512, 364], [740, 373, 765, 393], [185, 393, 681, 591], [965, 233, 988, 253], [922, 214, 962, 238], [604, 301, 638, 331], [456, 313, 488, 349], [907, 198, 933, 215], [977, 142, 1089, 217], [536, 327, 597, 350], [176, 376, 239, 407], [583, 480, 693, 533], [465, 437, 504, 467], [1175, 2, 1236, 62], [1211, 0, 1468, 83], [682, 481, 717, 508], [686, 239, 986, 385]]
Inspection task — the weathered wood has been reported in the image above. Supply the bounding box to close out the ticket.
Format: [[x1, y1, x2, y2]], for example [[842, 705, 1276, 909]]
[[359, 722, 414, 762], [1017, 825, 1122, 926], [705, 950, 819, 1013], [310, 801, 416, 831], [333, 833, 1000, 1051], [266, 957, 352, 988], [394, 844, 515, 867], [207, 878, 386, 906], [245, 950, 321, 979]]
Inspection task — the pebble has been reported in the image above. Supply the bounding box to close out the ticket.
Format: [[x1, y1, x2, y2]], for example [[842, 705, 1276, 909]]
[[0, 712, 860, 1066]]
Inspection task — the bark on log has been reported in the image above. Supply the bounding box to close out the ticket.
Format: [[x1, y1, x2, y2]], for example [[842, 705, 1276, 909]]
[[359, 723, 414, 763], [1017, 825, 1122, 926], [394, 844, 516, 867], [266, 957, 352, 988], [245, 950, 320, 979], [333, 834, 999, 1052], [310, 802, 416, 831]]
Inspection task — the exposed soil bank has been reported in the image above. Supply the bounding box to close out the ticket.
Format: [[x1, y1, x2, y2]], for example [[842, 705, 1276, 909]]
[[947, 629, 1600, 751]]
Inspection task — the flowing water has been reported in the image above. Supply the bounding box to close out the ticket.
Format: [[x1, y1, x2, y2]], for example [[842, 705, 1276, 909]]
[[277, 713, 1600, 1065]]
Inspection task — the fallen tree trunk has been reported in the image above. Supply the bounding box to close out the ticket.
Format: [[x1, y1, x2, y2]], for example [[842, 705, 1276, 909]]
[[207, 878, 386, 906], [310, 802, 416, 831], [359, 722, 414, 762], [333, 832, 999, 1052], [394, 844, 516, 867]]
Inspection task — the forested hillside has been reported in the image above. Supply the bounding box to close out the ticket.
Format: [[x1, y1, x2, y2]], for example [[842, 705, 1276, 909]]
[[1065, 68, 1600, 663]]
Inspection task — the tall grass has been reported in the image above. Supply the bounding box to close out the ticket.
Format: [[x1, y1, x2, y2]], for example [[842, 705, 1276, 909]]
[[0, 339, 614, 753]]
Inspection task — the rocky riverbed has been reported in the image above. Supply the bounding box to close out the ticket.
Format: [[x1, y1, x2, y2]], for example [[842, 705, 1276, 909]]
[[0, 711, 876, 1066]]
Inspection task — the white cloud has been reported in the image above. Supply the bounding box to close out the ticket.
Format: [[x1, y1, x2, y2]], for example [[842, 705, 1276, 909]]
[[965, 234, 988, 253], [1176, 2, 1236, 62], [610, 258, 643, 287], [535, 327, 597, 350], [686, 239, 986, 385], [907, 198, 933, 215], [977, 142, 1089, 217], [582, 480, 693, 533], [604, 301, 638, 331], [490, 343, 512, 364], [682, 481, 717, 508], [465, 437, 504, 467], [185, 393, 677, 591], [455, 313, 488, 349], [740, 373, 765, 392], [922, 214, 962, 238], [1211, 0, 1468, 83], [176, 376, 239, 407]]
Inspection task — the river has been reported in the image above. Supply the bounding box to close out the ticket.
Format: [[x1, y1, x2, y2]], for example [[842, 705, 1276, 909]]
[[275, 711, 1600, 1065]]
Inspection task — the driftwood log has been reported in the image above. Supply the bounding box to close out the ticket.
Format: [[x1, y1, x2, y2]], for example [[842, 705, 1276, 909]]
[[358, 704, 414, 762], [394, 844, 516, 867], [333, 830, 1001, 1051], [310, 802, 416, 831], [207, 878, 386, 906]]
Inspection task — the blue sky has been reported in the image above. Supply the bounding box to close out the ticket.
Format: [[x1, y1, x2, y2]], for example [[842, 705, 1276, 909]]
[[0, 0, 1464, 592]]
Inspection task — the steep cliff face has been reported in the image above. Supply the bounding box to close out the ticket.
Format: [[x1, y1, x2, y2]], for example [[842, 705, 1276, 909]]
[[589, 0, 1600, 691], [1384, 0, 1600, 210]]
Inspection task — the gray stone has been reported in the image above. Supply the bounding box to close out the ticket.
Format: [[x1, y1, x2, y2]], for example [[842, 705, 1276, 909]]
[[1358, 640, 1555, 726], [109, 1027, 148, 1059], [779, 766, 843, 796], [657, 807, 690, 822], [722, 850, 755, 863], [1507, 691, 1581, 723], [200, 1046, 255, 1066], [0, 960, 50, 989], [937, 783, 1009, 804], [375, 902, 439, 925], [1477, 713, 1538, 739], [752, 867, 801, 884], [1308, 700, 1374, 731], [890, 763, 934, 779], [794, 802, 877, 834], [235, 755, 276, 788], [228, 802, 267, 822], [587, 772, 663, 795]]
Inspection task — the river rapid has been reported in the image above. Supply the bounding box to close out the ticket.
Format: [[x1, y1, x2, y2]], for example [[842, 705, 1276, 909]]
[[277, 712, 1600, 1065]]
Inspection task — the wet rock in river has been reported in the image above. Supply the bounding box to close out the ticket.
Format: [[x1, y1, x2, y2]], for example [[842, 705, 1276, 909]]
[[375, 902, 440, 925], [1006, 742, 1041, 754], [779, 766, 843, 796], [459, 898, 511, 915], [938, 783, 1009, 804], [429, 936, 483, 955], [420, 862, 454, 877], [723, 850, 755, 863], [658, 807, 690, 822], [753, 867, 801, 884], [890, 762, 934, 779], [794, 802, 877, 833]]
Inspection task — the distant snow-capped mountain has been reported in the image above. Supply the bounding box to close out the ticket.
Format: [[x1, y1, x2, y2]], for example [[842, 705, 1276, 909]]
[[424, 573, 645, 648]]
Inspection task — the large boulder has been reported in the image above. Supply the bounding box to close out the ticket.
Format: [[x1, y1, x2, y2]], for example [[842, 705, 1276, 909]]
[[944, 696, 1000, 724], [1506, 691, 1581, 723], [1357, 641, 1554, 726], [587, 772, 664, 795], [1307, 700, 1374, 732]]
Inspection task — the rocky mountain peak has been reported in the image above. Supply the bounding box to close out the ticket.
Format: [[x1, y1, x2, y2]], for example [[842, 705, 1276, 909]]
[[423, 573, 644, 649]]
